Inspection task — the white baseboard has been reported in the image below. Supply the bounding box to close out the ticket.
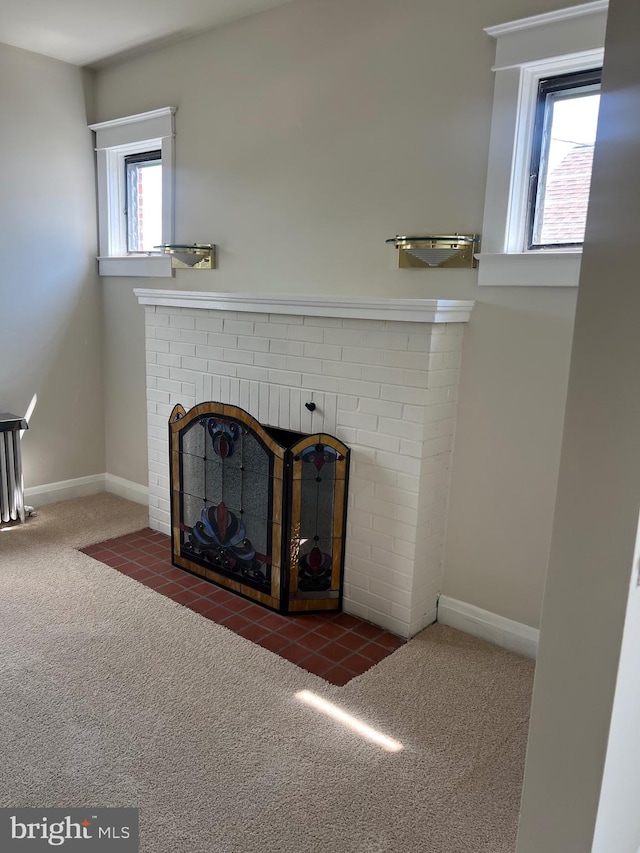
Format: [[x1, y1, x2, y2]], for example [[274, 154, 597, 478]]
[[437, 595, 539, 659], [104, 474, 148, 506], [24, 473, 148, 508], [24, 473, 106, 506]]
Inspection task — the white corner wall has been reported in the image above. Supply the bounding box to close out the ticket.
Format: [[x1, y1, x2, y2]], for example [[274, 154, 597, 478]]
[[0, 45, 104, 489], [517, 0, 640, 848], [95, 0, 581, 632]]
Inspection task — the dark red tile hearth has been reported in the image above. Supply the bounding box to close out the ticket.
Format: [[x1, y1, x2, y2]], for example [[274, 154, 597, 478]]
[[352, 622, 384, 641], [219, 613, 253, 632], [258, 613, 289, 632], [80, 528, 405, 686], [331, 613, 361, 629], [279, 644, 313, 665], [144, 575, 171, 591], [127, 567, 156, 582], [235, 603, 269, 622], [318, 642, 352, 664], [201, 604, 231, 622], [296, 632, 331, 653], [156, 581, 184, 597], [343, 652, 371, 673], [276, 622, 311, 642], [358, 643, 393, 664], [189, 598, 219, 616], [259, 633, 292, 654], [324, 665, 353, 686], [334, 631, 369, 653], [375, 633, 406, 651], [314, 622, 348, 642], [172, 589, 202, 606], [190, 581, 219, 596], [301, 654, 334, 678], [236, 623, 272, 643]]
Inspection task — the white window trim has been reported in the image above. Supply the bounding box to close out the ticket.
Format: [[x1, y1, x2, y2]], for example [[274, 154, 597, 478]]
[[89, 107, 176, 278], [478, 1, 607, 287]]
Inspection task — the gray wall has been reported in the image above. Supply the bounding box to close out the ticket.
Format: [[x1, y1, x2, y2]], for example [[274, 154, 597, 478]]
[[0, 44, 104, 489], [517, 0, 640, 848], [95, 0, 583, 629]]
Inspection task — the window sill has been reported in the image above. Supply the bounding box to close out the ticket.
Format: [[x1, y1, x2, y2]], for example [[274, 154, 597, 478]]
[[476, 251, 582, 287], [97, 255, 173, 278]]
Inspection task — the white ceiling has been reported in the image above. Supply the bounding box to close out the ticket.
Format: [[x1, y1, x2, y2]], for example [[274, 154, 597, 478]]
[[0, 0, 294, 67]]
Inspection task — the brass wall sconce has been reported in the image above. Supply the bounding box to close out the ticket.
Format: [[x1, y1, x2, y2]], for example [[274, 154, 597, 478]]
[[157, 243, 216, 269], [386, 234, 479, 268]]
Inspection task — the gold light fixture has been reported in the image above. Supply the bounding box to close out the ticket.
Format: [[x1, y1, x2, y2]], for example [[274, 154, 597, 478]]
[[157, 243, 216, 269], [386, 234, 479, 269]]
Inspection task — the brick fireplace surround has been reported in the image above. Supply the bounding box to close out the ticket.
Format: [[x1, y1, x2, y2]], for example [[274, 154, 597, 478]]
[[135, 290, 474, 639]]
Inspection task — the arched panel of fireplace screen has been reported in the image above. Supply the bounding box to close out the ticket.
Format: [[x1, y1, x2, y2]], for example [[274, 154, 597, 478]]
[[169, 402, 349, 614]]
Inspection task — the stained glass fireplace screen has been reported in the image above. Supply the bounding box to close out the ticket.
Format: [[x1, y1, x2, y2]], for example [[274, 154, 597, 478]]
[[169, 402, 350, 614]]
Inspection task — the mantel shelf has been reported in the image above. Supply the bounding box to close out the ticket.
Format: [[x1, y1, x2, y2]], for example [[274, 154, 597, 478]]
[[134, 290, 475, 323]]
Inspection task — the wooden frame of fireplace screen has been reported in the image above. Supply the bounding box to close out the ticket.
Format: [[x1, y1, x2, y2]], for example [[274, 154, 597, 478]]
[[169, 402, 350, 614]]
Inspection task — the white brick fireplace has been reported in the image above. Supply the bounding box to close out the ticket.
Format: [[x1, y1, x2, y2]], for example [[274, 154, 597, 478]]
[[135, 289, 474, 638]]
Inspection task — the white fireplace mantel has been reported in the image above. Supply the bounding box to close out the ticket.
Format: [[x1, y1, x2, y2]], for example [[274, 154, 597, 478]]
[[134, 289, 475, 324], [138, 287, 475, 638]]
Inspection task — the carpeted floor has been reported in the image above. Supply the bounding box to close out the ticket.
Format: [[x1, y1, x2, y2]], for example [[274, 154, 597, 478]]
[[0, 493, 534, 852]]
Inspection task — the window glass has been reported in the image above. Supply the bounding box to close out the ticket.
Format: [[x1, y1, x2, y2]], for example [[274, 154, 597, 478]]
[[528, 69, 601, 249], [125, 151, 162, 253]]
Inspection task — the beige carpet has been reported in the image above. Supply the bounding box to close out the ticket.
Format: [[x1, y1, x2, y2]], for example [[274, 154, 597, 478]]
[[0, 493, 534, 852]]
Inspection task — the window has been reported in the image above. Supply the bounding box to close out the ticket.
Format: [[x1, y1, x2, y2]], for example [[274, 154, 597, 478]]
[[125, 150, 162, 253], [478, 1, 607, 287], [528, 69, 601, 249], [89, 108, 175, 277]]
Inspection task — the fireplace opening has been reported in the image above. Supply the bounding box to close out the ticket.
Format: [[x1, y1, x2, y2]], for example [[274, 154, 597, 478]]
[[169, 402, 350, 614]]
